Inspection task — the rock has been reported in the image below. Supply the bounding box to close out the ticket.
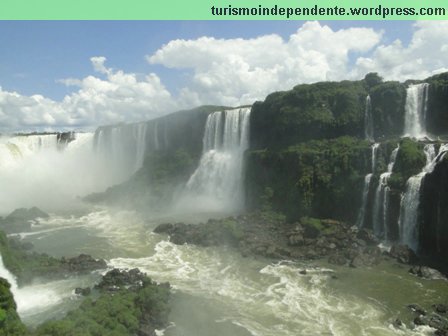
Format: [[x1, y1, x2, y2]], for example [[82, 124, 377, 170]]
[[0, 207, 49, 233], [408, 303, 427, 316], [74, 287, 91, 296], [409, 266, 447, 280], [392, 318, 403, 328], [5, 206, 49, 222], [434, 304, 448, 314], [356, 229, 378, 245], [96, 268, 149, 292], [64, 254, 107, 273], [389, 244, 418, 264], [349, 247, 382, 268], [299, 269, 307, 275], [328, 254, 347, 266], [153, 223, 174, 234], [288, 233, 304, 246]]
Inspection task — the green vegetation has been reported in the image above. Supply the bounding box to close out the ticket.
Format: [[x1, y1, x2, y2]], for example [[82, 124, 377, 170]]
[[246, 136, 371, 223], [0, 278, 27, 336], [300, 217, 339, 236], [250, 80, 368, 148], [389, 138, 426, 189], [34, 275, 170, 336]]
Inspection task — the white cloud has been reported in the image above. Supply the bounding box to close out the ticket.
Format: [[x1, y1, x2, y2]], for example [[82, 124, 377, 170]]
[[0, 57, 176, 132], [148, 21, 382, 106], [352, 21, 448, 80], [0, 21, 447, 132]]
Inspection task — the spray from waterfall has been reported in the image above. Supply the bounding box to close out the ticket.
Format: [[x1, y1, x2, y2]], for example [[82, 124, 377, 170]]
[[399, 144, 448, 251], [372, 145, 399, 239], [176, 107, 251, 213], [403, 83, 430, 139]]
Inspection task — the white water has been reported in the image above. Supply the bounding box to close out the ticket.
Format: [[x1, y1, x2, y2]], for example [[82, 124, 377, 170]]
[[93, 122, 149, 182], [372, 145, 399, 238], [357, 143, 379, 228], [403, 84, 430, 139], [0, 125, 157, 214], [365, 95, 374, 142], [176, 108, 251, 213], [399, 144, 446, 251]]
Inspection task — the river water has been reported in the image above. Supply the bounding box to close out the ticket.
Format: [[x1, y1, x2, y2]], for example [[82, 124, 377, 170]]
[[9, 207, 444, 336]]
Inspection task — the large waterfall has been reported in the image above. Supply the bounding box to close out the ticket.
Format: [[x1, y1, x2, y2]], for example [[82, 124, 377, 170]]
[[403, 83, 429, 139], [177, 108, 251, 212], [0, 132, 118, 213], [399, 144, 447, 251], [372, 145, 399, 239], [93, 122, 149, 181], [364, 95, 374, 142]]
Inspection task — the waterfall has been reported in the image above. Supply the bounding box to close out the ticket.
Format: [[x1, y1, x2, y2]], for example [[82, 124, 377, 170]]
[[403, 83, 429, 139], [399, 144, 447, 251], [365, 95, 374, 142], [177, 108, 251, 212], [372, 145, 399, 238], [356, 143, 379, 227], [93, 123, 148, 182]]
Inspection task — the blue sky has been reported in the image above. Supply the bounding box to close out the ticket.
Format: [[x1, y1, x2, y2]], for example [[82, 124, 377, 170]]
[[0, 21, 446, 132], [0, 21, 414, 100]]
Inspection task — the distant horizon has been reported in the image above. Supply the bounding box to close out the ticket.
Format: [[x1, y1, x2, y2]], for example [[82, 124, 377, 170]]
[[0, 20, 447, 133]]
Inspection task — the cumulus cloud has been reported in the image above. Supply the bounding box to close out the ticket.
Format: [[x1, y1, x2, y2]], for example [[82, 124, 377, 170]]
[[0, 21, 447, 132], [148, 21, 383, 106], [352, 21, 448, 80], [0, 57, 176, 132]]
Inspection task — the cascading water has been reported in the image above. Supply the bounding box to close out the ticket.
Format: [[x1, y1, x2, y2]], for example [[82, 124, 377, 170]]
[[399, 144, 447, 251], [177, 108, 251, 212], [93, 122, 149, 181], [372, 145, 399, 239], [356, 143, 379, 227], [364, 95, 374, 142], [403, 83, 430, 139], [0, 132, 115, 213]]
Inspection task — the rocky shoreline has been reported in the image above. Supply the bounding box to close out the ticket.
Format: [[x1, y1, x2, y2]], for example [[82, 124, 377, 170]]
[[154, 211, 448, 335]]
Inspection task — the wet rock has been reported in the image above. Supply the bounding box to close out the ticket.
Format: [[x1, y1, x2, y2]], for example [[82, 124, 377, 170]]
[[328, 254, 347, 266], [434, 304, 448, 314], [74, 287, 91, 296], [389, 244, 418, 264], [63, 254, 107, 273], [95, 268, 149, 292], [408, 303, 427, 316], [356, 229, 378, 245], [392, 318, 403, 328], [299, 269, 307, 275], [0, 207, 49, 233], [409, 266, 447, 280]]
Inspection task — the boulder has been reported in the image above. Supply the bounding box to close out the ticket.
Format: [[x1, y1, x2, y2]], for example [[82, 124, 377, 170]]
[[409, 266, 447, 280], [389, 244, 418, 264]]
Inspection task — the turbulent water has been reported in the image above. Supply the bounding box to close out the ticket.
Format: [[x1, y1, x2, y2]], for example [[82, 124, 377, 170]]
[[404, 84, 430, 139], [1, 208, 441, 336], [176, 108, 251, 213]]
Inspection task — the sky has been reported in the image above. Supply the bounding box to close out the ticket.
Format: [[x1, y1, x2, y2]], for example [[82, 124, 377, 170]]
[[0, 20, 447, 132]]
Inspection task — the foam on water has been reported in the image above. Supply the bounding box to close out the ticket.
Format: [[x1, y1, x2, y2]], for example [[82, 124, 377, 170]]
[[109, 241, 425, 336]]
